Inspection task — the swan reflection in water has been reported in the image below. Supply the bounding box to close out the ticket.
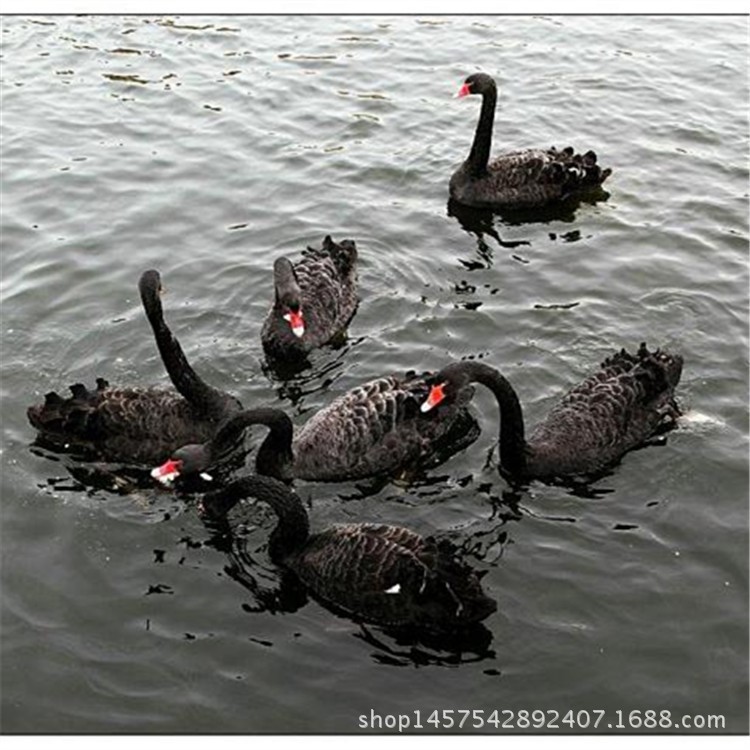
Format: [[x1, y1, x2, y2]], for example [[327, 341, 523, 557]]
[[446, 190, 610, 272], [261, 332, 367, 406], [29, 434, 251, 497]]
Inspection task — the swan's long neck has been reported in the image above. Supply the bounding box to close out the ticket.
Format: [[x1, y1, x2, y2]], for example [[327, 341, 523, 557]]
[[273, 259, 302, 310], [139, 274, 229, 414], [209, 408, 294, 480], [447, 361, 527, 476], [202, 476, 309, 561], [467, 85, 496, 176]]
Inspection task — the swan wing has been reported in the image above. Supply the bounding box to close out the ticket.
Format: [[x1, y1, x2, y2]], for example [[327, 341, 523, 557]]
[[454, 146, 611, 209], [529, 344, 682, 475], [291, 523, 494, 627], [296, 253, 358, 344], [292, 373, 447, 480], [28, 380, 218, 463]]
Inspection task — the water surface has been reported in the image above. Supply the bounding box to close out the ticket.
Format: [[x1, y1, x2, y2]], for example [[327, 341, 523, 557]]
[[1, 14, 748, 733]]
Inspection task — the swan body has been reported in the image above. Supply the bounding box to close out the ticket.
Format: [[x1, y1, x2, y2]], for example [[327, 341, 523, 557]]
[[202, 475, 496, 629], [261, 235, 358, 362], [28, 379, 229, 465], [28, 270, 241, 465], [421, 344, 683, 482], [151, 371, 480, 484], [450, 73, 611, 210], [291, 371, 477, 480]]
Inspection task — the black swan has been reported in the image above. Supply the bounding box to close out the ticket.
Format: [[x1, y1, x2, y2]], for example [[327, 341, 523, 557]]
[[420, 344, 682, 482], [261, 235, 358, 362], [200, 474, 496, 629], [151, 372, 481, 484], [450, 72, 612, 210], [28, 270, 242, 465]]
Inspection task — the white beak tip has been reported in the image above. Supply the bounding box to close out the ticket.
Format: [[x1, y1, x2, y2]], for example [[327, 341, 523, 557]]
[[151, 467, 176, 484]]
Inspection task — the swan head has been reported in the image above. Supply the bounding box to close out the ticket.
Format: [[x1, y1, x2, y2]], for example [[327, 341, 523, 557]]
[[138, 269, 166, 318], [420, 361, 482, 413], [457, 72, 497, 98], [151, 444, 211, 485], [273, 257, 305, 338], [139, 269, 163, 294]]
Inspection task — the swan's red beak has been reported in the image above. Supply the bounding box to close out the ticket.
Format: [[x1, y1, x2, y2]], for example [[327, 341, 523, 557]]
[[457, 82, 471, 98], [283, 309, 305, 338], [151, 458, 183, 485], [421, 382, 447, 413]]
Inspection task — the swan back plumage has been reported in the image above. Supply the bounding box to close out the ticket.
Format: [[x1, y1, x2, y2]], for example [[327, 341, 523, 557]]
[[292, 523, 496, 628], [527, 343, 682, 478], [291, 371, 476, 481], [27, 380, 219, 464], [451, 146, 612, 209]]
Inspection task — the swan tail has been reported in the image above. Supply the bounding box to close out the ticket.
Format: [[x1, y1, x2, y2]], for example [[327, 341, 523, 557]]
[[546, 146, 612, 190], [420, 537, 497, 623], [305, 235, 358, 277], [597, 342, 683, 406], [27, 379, 107, 437], [630, 342, 684, 405]]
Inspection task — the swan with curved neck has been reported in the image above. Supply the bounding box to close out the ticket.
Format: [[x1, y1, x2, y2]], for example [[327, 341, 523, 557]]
[[152, 407, 294, 484], [450, 72, 612, 210], [261, 235, 358, 364], [200, 474, 496, 629], [152, 369, 480, 484], [420, 345, 682, 482], [28, 270, 241, 465]]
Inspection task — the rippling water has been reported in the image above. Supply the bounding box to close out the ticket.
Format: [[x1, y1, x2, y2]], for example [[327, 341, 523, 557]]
[[1, 14, 748, 734]]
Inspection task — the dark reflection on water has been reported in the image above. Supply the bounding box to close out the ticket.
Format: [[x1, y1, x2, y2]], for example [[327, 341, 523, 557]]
[[30, 432, 253, 496], [446, 190, 611, 270], [354, 621, 496, 668], [262, 334, 367, 407], [447, 189, 610, 229], [205, 515, 312, 616]]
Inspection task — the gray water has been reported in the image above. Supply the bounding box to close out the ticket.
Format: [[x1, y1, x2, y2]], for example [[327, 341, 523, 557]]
[[1, 14, 748, 734]]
